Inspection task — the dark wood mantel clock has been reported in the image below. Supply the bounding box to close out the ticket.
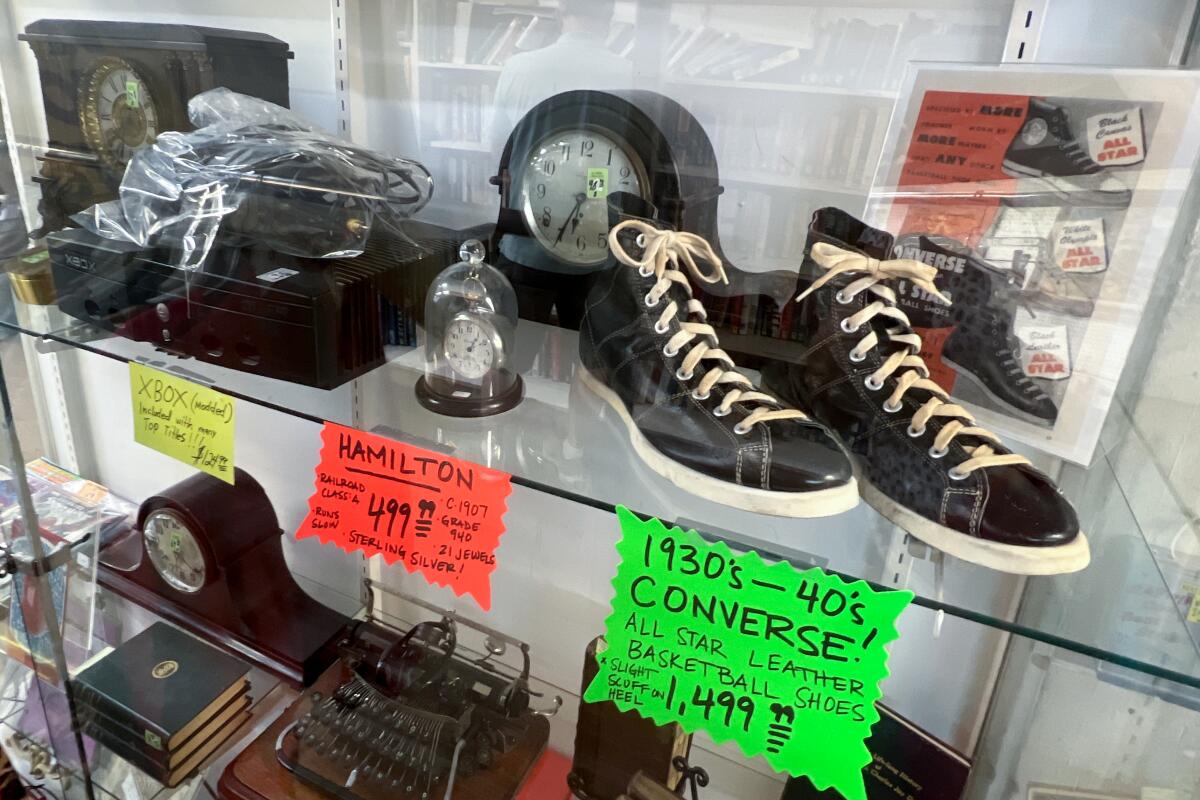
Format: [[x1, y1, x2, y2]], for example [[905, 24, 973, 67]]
[[490, 89, 728, 274], [19, 19, 293, 235], [98, 469, 349, 687]]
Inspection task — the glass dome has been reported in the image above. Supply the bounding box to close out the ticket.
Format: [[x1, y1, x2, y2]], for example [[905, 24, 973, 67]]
[[415, 239, 523, 417]]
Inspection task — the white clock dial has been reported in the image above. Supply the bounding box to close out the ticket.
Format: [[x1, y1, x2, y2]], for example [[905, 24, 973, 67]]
[[143, 509, 207, 594], [444, 316, 496, 380], [81, 59, 159, 168], [518, 128, 648, 267]]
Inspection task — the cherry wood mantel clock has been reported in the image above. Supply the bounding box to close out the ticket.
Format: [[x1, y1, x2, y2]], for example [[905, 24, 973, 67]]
[[98, 469, 349, 687]]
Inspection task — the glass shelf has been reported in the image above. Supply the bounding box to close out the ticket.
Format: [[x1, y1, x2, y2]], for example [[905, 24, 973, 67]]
[[3, 306, 1199, 693]]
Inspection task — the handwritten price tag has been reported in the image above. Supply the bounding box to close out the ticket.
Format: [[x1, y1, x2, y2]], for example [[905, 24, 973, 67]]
[[584, 508, 911, 800], [297, 423, 512, 610], [129, 363, 235, 483]]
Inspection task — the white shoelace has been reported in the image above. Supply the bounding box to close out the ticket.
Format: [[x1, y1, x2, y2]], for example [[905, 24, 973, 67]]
[[800, 242, 1031, 478], [608, 219, 808, 434]]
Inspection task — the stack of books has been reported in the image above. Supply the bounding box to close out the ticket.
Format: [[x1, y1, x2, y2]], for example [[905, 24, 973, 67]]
[[72, 622, 251, 788]]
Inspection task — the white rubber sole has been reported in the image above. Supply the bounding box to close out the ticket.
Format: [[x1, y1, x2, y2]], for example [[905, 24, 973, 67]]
[[941, 356, 1057, 429], [579, 368, 859, 518], [1000, 160, 1131, 207], [859, 475, 1091, 575]]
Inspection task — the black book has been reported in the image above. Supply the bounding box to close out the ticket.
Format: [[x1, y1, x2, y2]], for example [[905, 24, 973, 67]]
[[80, 691, 250, 769], [85, 707, 250, 788], [781, 703, 971, 800], [73, 622, 250, 752]]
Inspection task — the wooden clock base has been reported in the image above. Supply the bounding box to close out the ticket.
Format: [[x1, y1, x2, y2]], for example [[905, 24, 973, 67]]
[[415, 373, 524, 417]]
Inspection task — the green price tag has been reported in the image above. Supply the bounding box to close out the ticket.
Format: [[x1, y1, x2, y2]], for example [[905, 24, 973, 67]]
[[586, 167, 609, 199], [130, 363, 235, 484], [169, 532, 182, 553], [125, 80, 139, 108], [584, 508, 912, 800]]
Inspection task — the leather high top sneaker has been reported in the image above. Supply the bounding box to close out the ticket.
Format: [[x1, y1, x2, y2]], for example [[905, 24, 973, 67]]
[[893, 235, 1058, 427], [762, 208, 1088, 574], [1002, 98, 1131, 208], [578, 197, 857, 518]]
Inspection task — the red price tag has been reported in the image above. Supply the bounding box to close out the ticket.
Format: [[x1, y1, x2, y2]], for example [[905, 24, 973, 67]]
[[297, 423, 512, 610]]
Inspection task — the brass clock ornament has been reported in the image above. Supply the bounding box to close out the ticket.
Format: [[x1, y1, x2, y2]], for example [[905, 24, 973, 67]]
[[416, 239, 523, 417], [79, 57, 160, 170]]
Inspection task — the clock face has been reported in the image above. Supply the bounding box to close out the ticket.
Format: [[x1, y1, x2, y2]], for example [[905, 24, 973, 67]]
[[143, 509, 207, 594], [444, 315, 497, 380], [79, 58, 159, 168], [518, 128, 648, 267]]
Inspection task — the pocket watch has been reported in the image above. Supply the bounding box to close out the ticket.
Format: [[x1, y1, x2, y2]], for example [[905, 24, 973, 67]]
[[416, 240, 523, 417]]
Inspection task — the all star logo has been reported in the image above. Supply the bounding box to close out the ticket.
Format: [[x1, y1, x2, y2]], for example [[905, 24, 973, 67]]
[[893, 244, 966, 274], [1020, 117, 1048, 146]]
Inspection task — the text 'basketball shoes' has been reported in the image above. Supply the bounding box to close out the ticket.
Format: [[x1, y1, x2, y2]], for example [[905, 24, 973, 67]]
[[578, 199, 857, 518], [893, 234, 1058, 427], [1002, 97, 1131, 208], [763, 208, 1089, 574]]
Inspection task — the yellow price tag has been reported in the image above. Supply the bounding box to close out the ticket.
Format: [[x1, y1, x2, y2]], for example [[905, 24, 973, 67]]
[[1187, 584, 1200, 624], [129, 363, 235, 484]]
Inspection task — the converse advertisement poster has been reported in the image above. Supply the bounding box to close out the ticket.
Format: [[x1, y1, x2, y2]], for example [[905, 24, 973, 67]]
[[866, 65, 1200, 465]]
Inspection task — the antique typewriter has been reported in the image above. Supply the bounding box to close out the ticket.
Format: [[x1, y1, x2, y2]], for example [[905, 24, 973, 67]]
[[272, 588, 560, 800]]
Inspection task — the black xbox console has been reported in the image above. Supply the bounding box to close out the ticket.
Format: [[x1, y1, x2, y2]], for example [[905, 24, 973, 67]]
[[48, 223, 476, 389]]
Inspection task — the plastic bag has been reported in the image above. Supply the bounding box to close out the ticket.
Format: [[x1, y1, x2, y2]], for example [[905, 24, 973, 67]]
[[73, 88, 434, 266]]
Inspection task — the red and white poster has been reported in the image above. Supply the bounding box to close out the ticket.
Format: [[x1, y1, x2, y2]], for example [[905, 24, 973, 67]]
[[866, 66, 1200, 464]]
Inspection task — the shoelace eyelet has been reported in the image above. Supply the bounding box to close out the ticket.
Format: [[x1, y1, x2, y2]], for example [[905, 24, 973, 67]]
[[732, 422, 751, 435], [840, 318, 859, 334], [883, 399, 902, 413], [864, 376, 883, 391], [692, 389, 710, 401], [636, 233, 647, 248], [906, 424, 926, 438], [848, 349, 866, 363], [663, 344, 679, 358], [653, 320, 669, 334], [713, 405, 731, 417], [644, 293, 660, 308], [835, 291, 851, 305], [675, 367, 694, 382], [638, 266, 654, 278], [948, 467, 969, 481], [929, 446, 948, 459]]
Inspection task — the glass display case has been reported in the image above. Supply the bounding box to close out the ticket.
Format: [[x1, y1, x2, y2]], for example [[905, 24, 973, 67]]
[[0, 1, 1194, 799]]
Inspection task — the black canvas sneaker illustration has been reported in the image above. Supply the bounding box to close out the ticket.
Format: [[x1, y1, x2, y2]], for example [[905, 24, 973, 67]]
[[577, 196, 857, 518], [893, 235, 1058, 427], [762, 208, 1088, 574], [1001, 98, 1131, 208]]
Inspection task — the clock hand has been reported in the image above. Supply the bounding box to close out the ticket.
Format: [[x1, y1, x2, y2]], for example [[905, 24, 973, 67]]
[[554, 193, 586, 247]]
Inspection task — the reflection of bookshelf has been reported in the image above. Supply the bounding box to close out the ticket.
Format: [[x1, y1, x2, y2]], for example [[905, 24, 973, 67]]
[[669, 77, 896, 99], [417, 61, 502, 72]]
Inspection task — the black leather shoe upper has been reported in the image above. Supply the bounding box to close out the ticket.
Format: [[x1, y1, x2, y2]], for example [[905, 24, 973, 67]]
[[765, 207, 1079, 546], [893, 234, 1058, 425], [1004, 97, 1103, 176], [577, 195, 853, 494]]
